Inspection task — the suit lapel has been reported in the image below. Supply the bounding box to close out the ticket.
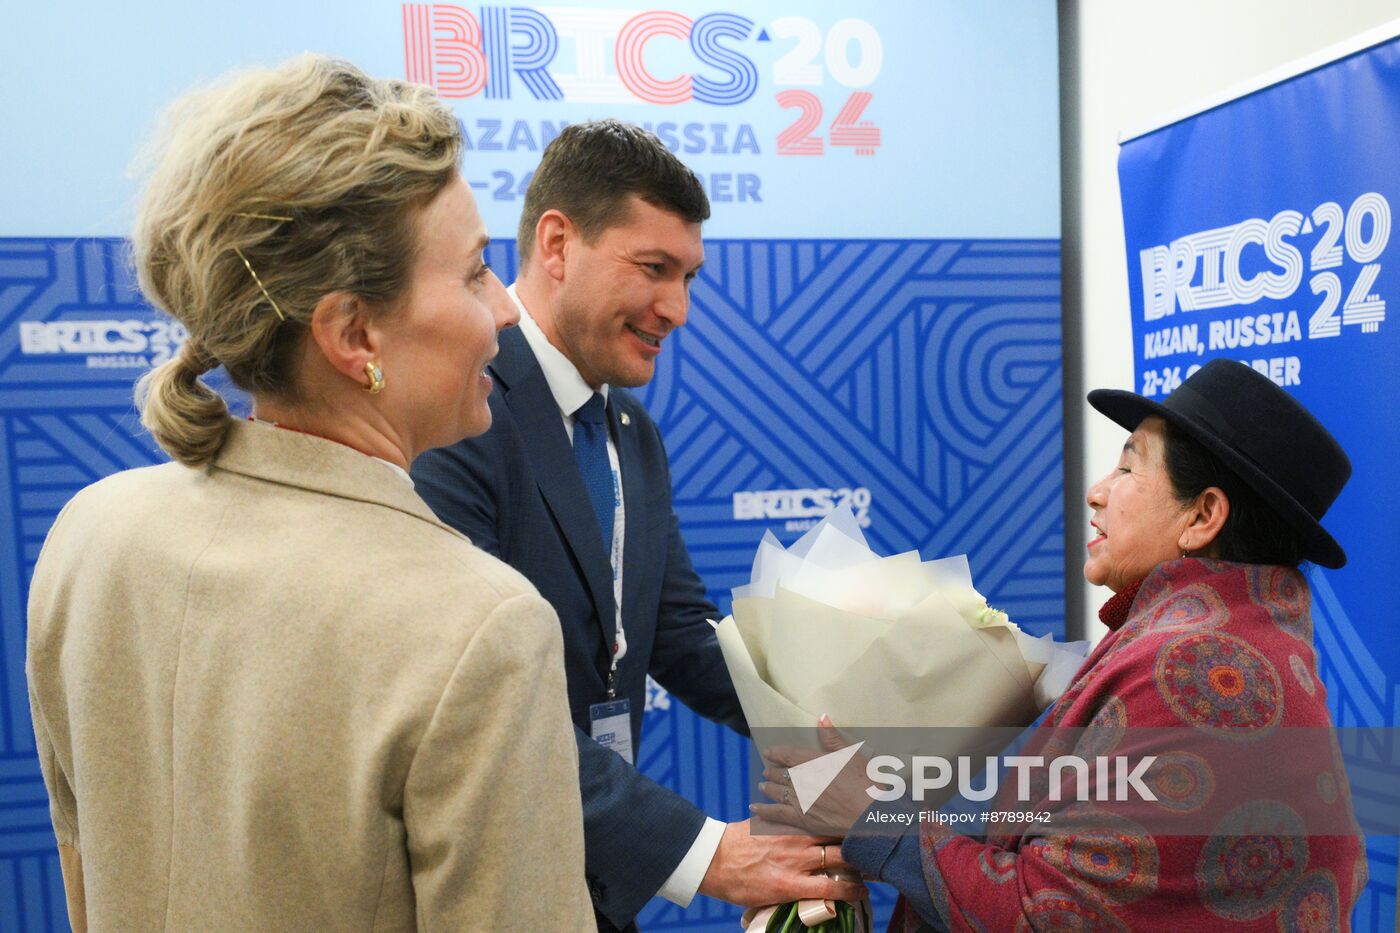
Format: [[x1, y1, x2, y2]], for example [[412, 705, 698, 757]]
[[493, 329, 616, 624]]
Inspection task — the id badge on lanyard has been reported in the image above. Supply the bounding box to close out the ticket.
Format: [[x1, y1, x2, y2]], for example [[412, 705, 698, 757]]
[[589, 698, 633, 764], [590, 456, 632, 762]]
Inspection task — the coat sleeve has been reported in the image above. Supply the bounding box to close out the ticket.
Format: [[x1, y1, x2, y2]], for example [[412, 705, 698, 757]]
[[30, 690, 88, 933], [27, 496, 89, 933], [641, 418, 748, 737], [573, 723, 708, 925], [403, 592, 595, 931]]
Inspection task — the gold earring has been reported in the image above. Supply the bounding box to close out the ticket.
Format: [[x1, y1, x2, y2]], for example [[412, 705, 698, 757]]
[[364, 361, 385, 395]]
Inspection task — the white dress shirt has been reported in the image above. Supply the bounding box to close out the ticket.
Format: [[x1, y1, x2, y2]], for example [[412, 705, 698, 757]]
[[509, 287, 724, 907]]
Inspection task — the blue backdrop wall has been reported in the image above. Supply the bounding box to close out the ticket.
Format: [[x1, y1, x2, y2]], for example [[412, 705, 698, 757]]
[[0, 3, 1061, 929]]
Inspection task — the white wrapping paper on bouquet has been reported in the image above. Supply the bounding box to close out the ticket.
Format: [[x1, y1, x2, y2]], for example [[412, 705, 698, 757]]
[[713, 507, 1089, 740]]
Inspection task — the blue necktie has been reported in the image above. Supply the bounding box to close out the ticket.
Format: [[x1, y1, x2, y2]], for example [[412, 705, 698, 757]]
[[573, 393, 614, 554]]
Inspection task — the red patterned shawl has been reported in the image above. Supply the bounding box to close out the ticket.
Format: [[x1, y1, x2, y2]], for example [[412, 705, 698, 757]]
[[890, 558, 1366, 932]]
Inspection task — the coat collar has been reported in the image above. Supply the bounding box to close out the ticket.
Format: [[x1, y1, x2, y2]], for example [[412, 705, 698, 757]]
[[488, 321, 545, 394], [213, 419, 455, 533]]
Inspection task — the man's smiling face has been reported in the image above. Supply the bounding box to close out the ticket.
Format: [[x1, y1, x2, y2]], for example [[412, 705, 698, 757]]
[[550, 196, 704, 389]]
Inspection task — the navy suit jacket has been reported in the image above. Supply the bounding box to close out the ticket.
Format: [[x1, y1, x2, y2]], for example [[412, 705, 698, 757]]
[[412, 325, 747, 930]]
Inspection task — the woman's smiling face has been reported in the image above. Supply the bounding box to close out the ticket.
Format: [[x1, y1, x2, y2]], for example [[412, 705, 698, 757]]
[[1084, 416, 1193, 593]]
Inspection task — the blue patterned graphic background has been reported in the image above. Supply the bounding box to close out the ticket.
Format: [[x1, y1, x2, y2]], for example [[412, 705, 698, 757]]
[[0, 235, 1062, 931], [1310, 570, 1400, 931]]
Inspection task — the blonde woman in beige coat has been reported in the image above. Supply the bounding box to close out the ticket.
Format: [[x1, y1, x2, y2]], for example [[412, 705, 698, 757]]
[[25, 56, 596, 932]]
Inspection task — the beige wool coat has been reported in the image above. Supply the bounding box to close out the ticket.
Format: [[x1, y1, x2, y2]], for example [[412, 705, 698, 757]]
[[26, 418, 596, 932]]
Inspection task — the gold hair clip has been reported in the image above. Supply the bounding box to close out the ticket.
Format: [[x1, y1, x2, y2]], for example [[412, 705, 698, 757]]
[[233, 247, 287, 321], [232, 211, 294, 222]]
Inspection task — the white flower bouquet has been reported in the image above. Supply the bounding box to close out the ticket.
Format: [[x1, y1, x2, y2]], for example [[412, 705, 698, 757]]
[[715, 507, 1088, 931], [716, 507, 1086, 735]]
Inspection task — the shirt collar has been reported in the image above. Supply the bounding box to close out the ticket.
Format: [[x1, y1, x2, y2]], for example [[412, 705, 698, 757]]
[[509, 283, 609, 417], [372, 457, 415, 488]]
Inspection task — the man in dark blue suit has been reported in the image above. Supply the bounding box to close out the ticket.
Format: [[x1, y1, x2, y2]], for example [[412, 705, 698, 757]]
[[412, 121, 860, 931]]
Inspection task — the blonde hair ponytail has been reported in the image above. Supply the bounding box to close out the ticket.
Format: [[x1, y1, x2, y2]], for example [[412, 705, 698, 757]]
[[135, 340, 228, 467], [130, 55, 462, 466]]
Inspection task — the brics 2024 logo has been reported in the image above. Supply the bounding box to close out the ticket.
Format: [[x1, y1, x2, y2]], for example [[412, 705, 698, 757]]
[[733, 486, 872, 530], [18, 319, 188, 369], [403, 5, 882, 156]]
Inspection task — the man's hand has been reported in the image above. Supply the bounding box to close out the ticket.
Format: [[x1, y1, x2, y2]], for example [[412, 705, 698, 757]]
[[697, 820, 865, 907]]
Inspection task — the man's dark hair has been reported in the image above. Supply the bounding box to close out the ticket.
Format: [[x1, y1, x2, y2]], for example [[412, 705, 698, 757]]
[[516, 119, 710, 263], [1161, 420, 1306, 568]]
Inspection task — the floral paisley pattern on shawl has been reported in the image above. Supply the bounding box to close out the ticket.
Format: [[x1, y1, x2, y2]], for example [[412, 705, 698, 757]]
[[878, 559, 1365, 933]]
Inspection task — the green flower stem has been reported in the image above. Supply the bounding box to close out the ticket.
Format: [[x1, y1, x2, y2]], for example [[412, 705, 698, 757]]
[[766, 902, 795, 933], [763, 900, 862, 932]]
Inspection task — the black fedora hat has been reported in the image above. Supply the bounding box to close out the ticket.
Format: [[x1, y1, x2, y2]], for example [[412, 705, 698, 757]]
[[1087, 358, 1351, 568]]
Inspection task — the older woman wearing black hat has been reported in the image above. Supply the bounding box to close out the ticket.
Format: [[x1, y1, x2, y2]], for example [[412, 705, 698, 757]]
[[761, 359, 1368, 932]]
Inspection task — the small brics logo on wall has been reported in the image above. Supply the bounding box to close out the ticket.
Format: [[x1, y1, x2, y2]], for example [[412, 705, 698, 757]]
[[18, 319, 188, 369], [732, 486, 872, 531]]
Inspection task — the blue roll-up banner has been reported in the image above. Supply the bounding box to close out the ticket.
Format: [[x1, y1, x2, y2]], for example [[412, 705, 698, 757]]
[[1119, 30, 1400, 929], [0, 3, 1060, 929]]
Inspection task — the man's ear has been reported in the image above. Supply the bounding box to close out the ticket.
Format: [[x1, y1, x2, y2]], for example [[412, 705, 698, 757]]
[[1181, 486, 1230, 555], [533, 209, 574, 282], [307, 291, 379, 385]]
